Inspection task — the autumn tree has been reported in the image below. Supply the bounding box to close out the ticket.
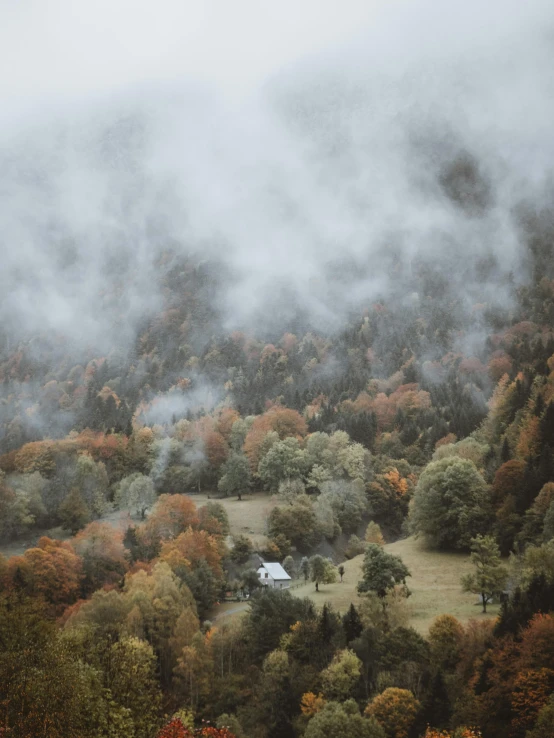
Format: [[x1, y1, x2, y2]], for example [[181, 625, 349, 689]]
[[204, 430, 230, 472], [198, 501, 230, 536], [7, 537, 83, 611], [160, 527, 224, 582], [428, 614, 464, 671], [365, 688, 421, 738], [510, 667, 554, 734], [140, 494, 199, 553], [104, 635, 163, 737], [300, 692, 326, 717], [366, 467, 411, 535], [173, 630, 213, 712], [365, 521, 385, 546], [243, 406, 307, 473], [491, 459, 526, 507], [157, 719, 237, 737], [461, 535, 508, 613], [526, 693, 554, 738]]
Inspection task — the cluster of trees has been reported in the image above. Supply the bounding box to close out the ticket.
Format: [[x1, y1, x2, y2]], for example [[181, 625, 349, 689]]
[[3, 556, 554, 738], [409, 357, 554, 556], [0, 407, 415, 557], [0, 250, 499, 461], [1, 199, 554, 736], [0, 494, 229, 618]]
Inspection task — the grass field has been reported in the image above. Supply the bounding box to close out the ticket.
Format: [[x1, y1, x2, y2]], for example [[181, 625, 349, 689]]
[[193, 491, 276, 548], [290, 536, 501, 634]]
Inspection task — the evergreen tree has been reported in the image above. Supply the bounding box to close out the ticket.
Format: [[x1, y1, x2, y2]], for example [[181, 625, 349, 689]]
[[342, 603, 363, 643]]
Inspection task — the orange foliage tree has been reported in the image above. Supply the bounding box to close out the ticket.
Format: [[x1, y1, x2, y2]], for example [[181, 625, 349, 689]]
[[300, 692, 326, 717], [516, 416, 541, 460], [160, 528, 224, 580], [365, 687, 421, 738], [7, 537, 82, 610], [157, 719, 236, 738], [215, 408, 240, 441], [14, 440, 59, 476], [203, 431, 230, 470], [510, 668, 554, 734], [140, 494, 199, 549], [519, 613, 554, 670], [382, 468, 409, 497], [244, 406, 308, 472]]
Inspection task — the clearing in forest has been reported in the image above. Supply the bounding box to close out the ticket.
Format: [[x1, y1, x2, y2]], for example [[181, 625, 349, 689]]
[[291, 536, 501, 634]]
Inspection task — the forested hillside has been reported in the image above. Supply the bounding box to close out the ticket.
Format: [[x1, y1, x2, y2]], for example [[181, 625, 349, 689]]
[[2, 1, 554, 737]]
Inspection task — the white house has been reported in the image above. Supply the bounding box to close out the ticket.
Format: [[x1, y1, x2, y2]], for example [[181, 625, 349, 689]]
[[257, 562, 291, 589]]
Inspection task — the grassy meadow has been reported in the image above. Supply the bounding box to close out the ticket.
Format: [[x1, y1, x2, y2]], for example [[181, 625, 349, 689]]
[[290, 536, 501, 634]]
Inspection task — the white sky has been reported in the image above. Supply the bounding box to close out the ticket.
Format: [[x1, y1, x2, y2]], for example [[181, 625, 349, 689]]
[[0, 1, 384, 120]]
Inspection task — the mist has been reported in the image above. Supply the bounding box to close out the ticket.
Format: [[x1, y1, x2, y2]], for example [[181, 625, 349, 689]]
[[1, 0, 554, 357]]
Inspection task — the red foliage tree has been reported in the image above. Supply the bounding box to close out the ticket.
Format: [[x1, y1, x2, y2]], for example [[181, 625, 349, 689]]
[[492, 460, 526, 506], [157, 719, 236, 738]]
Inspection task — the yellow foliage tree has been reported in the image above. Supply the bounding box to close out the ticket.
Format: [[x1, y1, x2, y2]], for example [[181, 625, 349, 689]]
[[365, 687, 420, 738], [300, 692, 326, 717]]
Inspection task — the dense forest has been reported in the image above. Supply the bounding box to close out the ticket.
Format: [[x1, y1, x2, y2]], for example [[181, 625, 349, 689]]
[[2, 1, 554, 737], [1, 207, 554, 737]]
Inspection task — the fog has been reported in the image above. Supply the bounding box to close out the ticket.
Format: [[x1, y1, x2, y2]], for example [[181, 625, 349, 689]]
[[1, 0, 554, 355]]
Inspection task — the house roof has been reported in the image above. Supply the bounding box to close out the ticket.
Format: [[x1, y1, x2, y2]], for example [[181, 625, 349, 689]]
[[258, 563, 291, 580]]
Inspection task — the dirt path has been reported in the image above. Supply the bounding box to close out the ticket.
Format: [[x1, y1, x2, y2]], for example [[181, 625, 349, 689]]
[[209, 601, 250, 621]]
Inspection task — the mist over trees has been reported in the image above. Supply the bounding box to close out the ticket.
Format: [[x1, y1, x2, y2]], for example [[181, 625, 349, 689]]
[[1, 1, 554, 737]]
